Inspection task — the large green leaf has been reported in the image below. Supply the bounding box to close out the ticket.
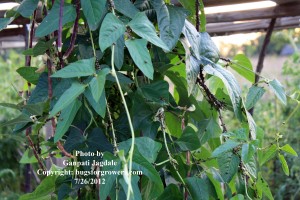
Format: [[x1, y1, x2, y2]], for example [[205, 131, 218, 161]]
[[132, 148, 164, 194], [119, 137, 162, 163], [140, 80, 169, 103], [157, 184, 182, 200], [182, 20, 201, 60], [35, 1, 76, 37], [180, 37, 201, 96], [19, 175, 57, 200], [81, 0, 106, 31], [114, 0, 139, 19], [99, 13, 126, 51], [259, 144, 277, 166], [281, 144, 298, 156], [212, 140, 240, 157], [185, 177, 209, 200], [278, 153, 289, 176], [256, 172, 274, 200], [114, 35, 125, 69], [87, 128, 113, 152], [99, 153, 122, 200], [128, 12, 169, 51], [17, 0, 39, 18], [0, 18, 14, 31], [125, 39, 154, 79], [165, 112, 182, 138], [200, 32, 220, 63], [84, 87, 106, 118], [0, 113, 32, 127], [217, 152, 240, 183], [269, 79, 287, 105], [17, 67, 40, 85], [49, 82, 86, 117], [54, 99, 81, 142], [204, 64, 242, 120], [244, 155, 257, 178], [241, 143, 255, 163], [119, 176, 142, 200], [230, 54, 255, 83], [151, 1, 187, 50], [89, 68, 110, 102], [51, 58, 96, 78], [175, 126, 200, 151], [245, 86, 265, 110]]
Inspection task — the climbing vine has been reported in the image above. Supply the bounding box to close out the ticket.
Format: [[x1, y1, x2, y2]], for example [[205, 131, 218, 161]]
[[0, 0, 297, 199]]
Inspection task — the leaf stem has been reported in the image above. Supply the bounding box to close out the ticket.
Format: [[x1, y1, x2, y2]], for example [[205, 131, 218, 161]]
[[58, 0, 64, 53], [89, 28, 97, 58]]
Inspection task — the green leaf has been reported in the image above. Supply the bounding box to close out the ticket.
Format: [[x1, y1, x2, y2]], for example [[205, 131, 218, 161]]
[[175, 126, 200, 151], [256, 172, 274, 200], [245, 86, 265, 110], [81, 0, 106, 31], [241, 143, 255, 163], [217, 152, 240, 183], [165, 112, 182, 138], [24, 101, 48, 116], [151, 1, 187, 50], [114, 0, 139, 19], [84, 87, 106, 118], [0, 103, 22, 111], [31, 38, 56, 56], [99, 13, 126, 51], [63, 127, 85, 152], [204, 64, 242, 120], [281, 144, 298, 156], [51, 58, 96, 78], [278, 153, 289, 176], [50, 82, 86, 117], [19, 175, 57, 200], [125, 39, 154, 79], [119, 176, 142, 200], [180, 37, 201, 96], [157, 184, 182, 200], [17, 67, 40, 85], [230, 194, 244, 200], [140, 80, 169, 103], [17, 0, 39, 18], [99, 153, 122, 200], [89, 68, 110, 102], [259, 144, 277, 166], [19, 149, 37, 164], [185, 177, 209, 200], [212, 140, 240, 157], [230, 54, 255, 83], [54, 99, 81, 142], [245, 110, 257, 140], [0, 17, 14, 31], [0, 113, 32, 127], [119, 137, 162, 163], [35, 1, 76, 37], [128, 12, 169, 51], [200, 32, 220, 63], [132, 148, 164, 194], [87, 128, 113, 152], [244, 156, 257, 178], [269, 79, 287, 105], [182, 20, 201, 60], [114, 35, 125, 69]]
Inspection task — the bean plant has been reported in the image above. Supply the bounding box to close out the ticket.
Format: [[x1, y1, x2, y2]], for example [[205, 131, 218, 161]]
[[0, 0, 297, 199]]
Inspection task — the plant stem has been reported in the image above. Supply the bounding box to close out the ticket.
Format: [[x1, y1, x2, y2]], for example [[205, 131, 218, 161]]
[[63, 0, 80, 59], [111, 44, 135, 200], [58, 0, 64, 53], [106, 100, 119, 155], [89, 28, 97, 58], [155, 159, 170, 166]]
